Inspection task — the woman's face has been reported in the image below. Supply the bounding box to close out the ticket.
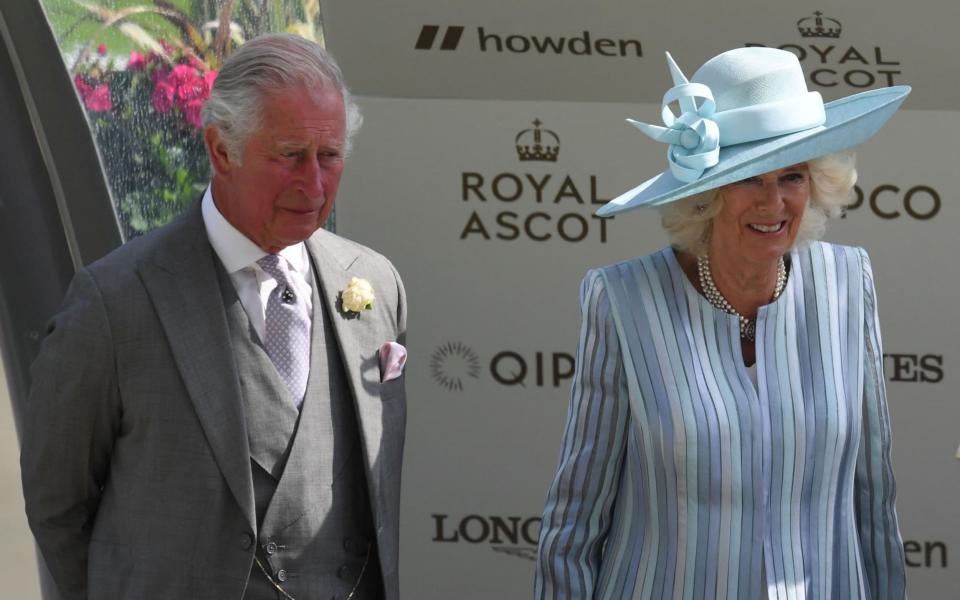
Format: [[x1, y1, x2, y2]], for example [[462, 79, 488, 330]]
[[710, 163, 810, 265]]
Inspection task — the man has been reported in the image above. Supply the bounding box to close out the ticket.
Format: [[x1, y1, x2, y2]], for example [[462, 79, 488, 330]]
[[21, 33, 406, 599]]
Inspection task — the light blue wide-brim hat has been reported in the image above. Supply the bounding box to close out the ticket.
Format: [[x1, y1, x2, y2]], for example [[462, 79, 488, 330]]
[[596, 47, 911, 217]]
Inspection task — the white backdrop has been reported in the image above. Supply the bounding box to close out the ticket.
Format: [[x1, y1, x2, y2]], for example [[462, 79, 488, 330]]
[[327, 3, 959, 598]]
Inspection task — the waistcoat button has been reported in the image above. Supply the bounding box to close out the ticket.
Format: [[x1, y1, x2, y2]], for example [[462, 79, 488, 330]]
[[276, 569, 287, 582], [265, 541, 278, 555]]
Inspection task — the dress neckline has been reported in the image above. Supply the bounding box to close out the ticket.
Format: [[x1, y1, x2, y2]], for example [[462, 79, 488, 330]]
[[661, 245, 796, 320], [660, 245, 797, 374]]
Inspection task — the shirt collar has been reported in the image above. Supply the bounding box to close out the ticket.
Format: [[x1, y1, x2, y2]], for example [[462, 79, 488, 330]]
[[201, 186, 309, 275]]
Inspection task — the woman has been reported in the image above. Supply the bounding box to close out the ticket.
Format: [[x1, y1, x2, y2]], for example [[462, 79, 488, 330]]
[[535, 48, 909, 599]]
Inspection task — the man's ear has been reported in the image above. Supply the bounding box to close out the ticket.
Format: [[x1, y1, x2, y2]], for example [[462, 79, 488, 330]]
[[205, 126, 234, 176]]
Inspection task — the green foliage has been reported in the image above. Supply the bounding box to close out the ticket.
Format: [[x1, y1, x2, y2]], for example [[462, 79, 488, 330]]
[[42, 0, 322, 59], [41, 0, 327, 238], [75, 46, 214, 237], [43, 0, 189, 57]]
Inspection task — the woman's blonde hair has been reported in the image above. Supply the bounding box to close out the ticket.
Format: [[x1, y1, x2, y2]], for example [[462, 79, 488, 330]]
[[658, 151, 858, 256]]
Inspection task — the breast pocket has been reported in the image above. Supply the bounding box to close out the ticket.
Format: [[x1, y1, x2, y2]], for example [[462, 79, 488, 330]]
[[379, 375, 405, 402]]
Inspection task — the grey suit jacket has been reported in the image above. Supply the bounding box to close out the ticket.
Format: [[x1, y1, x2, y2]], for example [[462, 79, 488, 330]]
[[20, 204, 407, 600]]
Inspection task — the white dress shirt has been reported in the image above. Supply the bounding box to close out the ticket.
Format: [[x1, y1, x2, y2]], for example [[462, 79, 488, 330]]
[[201, 187, 313, 342]]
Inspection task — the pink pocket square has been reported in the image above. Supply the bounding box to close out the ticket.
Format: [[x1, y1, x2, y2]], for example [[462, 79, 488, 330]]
[[379, 342, 407, 382]]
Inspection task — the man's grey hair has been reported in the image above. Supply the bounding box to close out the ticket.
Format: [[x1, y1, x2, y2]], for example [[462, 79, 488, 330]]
[[201, 33, 362, 161], [659, 152, 858, 256]]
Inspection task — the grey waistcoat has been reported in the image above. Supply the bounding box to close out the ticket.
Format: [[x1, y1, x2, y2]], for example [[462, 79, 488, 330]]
[[217, 259, 383, 600]]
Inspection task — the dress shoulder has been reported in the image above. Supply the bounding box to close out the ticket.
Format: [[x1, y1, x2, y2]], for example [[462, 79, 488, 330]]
[[588, 246, 674, 289]]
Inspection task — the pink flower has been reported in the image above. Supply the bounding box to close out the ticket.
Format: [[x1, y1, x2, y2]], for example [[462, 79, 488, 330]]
[[168, 64, 197, 87], [204, 70, 218, 91], [168, 64, 215, 116], [181, 99, 204, 129], [152, 80, 175, 113], [151, 67, 169, 85], [187, 54, 206, 70], [73, 74, 111, 111], [97, 43, 107, 56], [176, 76, 207, 103], [84, 84, 113, 112], [73, 74, 92, 97], [128, 51, 146, 71]]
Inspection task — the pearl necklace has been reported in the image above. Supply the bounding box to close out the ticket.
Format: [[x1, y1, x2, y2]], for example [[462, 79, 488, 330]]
[[696, 254, 787, 342]]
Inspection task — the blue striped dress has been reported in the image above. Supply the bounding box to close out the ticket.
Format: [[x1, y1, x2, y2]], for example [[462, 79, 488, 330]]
[[535, 242, 905, 599]]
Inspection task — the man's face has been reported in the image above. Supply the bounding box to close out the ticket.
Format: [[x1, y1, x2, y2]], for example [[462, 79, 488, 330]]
[[208, 85, 346, 253]]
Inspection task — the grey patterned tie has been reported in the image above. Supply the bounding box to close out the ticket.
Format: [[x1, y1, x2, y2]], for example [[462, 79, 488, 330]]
[[257, 254, 311, 409]]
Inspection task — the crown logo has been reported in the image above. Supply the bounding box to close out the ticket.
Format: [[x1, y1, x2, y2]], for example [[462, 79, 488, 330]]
[[515, 118, 560, 162], [797, 11, 842, 38]]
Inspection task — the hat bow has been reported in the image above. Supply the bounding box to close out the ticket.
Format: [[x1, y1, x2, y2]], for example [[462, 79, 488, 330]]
[[629, 53, 720, 183]]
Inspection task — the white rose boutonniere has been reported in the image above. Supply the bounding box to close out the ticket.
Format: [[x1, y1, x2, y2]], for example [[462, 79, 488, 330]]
[[340, 277, 375, 315]]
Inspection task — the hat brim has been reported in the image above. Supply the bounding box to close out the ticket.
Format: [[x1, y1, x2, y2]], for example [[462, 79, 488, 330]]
[[596, 85, 911, 217]]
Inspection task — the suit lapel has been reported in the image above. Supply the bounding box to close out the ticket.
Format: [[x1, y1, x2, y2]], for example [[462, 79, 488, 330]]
[[305, 234, 385, 516], [136, 208, 255, 529]]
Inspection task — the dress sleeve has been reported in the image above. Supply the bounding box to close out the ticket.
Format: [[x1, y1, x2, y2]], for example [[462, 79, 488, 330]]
[[535, 269, 630, 599], [854, 248, 907, 599]]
